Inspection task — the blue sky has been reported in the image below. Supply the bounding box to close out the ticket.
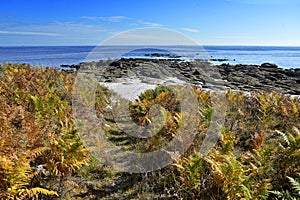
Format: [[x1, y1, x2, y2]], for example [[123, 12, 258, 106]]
[[0, 0, 299, 46]]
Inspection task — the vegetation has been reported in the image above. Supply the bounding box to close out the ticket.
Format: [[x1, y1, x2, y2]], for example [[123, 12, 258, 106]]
[[0, 64, 89, 199], [0, 63, 299, 199]]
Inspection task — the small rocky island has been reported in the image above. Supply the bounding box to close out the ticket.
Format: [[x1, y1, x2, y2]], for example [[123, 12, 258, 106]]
[[61, 58, 300, 95]]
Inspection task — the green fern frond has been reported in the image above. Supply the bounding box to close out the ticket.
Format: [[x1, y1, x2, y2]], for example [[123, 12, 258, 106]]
[[292, 127, 300, 136], [269, 190, 284, 198], [275, 130, 290, 146], [270, 177, 300, 200], [287, 176, 300, 195]]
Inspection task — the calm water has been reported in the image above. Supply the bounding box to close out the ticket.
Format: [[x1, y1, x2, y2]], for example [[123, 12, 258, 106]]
[[0, 45, 300, 69]]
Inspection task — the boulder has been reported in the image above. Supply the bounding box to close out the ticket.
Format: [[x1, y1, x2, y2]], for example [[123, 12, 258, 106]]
[[260, 63, 278, 69]]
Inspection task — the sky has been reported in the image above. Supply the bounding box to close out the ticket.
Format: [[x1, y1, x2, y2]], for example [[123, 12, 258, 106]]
[[0, 0, 300, 46]]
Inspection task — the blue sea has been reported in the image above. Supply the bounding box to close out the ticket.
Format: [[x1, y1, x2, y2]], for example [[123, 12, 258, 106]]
[[0, 45, 300, 69]]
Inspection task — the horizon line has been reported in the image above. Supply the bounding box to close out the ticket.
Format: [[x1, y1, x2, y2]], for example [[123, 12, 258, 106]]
[[1, 44, 300, 47]]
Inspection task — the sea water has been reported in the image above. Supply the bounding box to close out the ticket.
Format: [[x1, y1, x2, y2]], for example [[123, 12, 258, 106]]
[[0, 45, 299, 69]]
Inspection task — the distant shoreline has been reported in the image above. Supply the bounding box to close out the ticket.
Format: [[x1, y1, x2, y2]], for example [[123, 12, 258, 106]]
[[1, 45, 300, 69], [1, 45, 300, 47]]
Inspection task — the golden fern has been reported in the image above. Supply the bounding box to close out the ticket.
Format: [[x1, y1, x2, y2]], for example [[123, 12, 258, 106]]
[[24, 146, 49, 161], [27, 187, 58, 198]]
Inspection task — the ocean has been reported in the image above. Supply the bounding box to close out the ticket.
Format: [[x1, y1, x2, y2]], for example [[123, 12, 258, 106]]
[[0, 45, 300, 69]]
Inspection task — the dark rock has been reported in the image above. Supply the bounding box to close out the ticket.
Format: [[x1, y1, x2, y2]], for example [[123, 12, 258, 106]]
[[67, 58, 300, 95], [110, 61, 120, 67], [286, 68, 300, 77], [260, 63, 278, 69], [210, 58, 230, 62], [192, 69, 200, 75]]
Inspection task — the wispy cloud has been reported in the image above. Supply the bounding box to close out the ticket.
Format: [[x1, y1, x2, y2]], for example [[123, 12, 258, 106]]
[[50, 21, 106, 33], [4, 21, 107, 36], [104, 28, 196, 45], [81, 16, 128, 22], [0, 21, 109, 45], [138, 20, 162, 27], [181, 28, 200, 33], [213, 36, 256, 39], [0, 30, 63, 36]]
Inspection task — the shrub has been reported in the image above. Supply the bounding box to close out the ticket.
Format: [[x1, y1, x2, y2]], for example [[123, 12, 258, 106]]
[[0, 64, 89, 199]]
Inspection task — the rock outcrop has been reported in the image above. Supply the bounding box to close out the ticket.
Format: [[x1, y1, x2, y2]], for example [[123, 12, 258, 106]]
[[61, 60, 300, 95]]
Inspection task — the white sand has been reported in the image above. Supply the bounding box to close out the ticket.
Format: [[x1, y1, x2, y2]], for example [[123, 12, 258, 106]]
[[103, 77, 187, 101]]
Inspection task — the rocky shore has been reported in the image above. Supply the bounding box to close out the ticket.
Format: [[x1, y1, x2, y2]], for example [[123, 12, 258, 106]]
[[217, 63, 300, 95], [62, 58, 300, 95]]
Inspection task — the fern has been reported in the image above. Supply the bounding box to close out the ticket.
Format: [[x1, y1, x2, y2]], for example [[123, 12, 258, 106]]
[[270, 176, 300, 200], [0, 64, 89, 198], [0, 149, 57, 199], [275, 130, 290, 146], [287, 176, 300, 195], [29, 187, 58, 198], [25, 146, 49, 161]]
